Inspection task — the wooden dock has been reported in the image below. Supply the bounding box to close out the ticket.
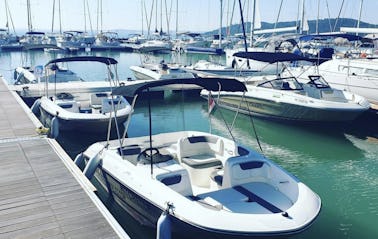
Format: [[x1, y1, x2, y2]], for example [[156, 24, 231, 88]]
[[0, 77, 129, 238]]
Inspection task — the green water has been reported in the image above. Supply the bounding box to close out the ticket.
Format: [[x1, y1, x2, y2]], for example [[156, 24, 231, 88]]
[[1, 50, 377, 239]]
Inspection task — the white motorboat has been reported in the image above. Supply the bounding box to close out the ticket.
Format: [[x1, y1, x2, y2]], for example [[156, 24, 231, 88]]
[[14, 65, 83, 85], [130, 60, 196, 81], [135, 39, 172, 53], [201, 52, 370, 123], [299, 56, 378, 106], [186, 59, 258, 78], [32, 56, 133, 135], [75, 78, 321, 237]]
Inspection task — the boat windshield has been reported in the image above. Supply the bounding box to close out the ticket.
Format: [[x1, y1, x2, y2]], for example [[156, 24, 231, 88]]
[[258, 77, 304, 91], [307, 75, 330, 89]]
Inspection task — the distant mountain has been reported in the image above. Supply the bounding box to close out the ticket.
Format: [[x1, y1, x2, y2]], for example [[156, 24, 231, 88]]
[[205, 18, 378, 36]]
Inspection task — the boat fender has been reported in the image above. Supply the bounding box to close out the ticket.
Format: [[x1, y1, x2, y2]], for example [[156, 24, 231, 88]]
[[231, 59, 236, 69], [49, 112, 60, 139], [31, 99, 41, 116], [13, 69, 18, 80], [74, 152, 84, 168], [83, 153, 102, 180], [156, 202, 174, 239]]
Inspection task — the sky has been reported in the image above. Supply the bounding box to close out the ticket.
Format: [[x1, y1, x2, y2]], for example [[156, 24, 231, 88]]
[[1, 0, 378, 35]]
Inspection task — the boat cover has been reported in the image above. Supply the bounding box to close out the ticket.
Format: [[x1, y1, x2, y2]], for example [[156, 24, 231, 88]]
[[112, 78, 247, 97], [45, 56, 118, 66], [299, 33, 369, 42], [233, 52, 317, 63]]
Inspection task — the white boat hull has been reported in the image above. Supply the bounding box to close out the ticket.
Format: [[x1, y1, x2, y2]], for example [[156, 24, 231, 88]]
[[201, 80, 369, 122], [38, 96, 132, 133], [79, 131, 321, 237]]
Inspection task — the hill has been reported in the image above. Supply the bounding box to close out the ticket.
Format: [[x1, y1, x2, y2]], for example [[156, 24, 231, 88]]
[[205, 18, 378, 36]]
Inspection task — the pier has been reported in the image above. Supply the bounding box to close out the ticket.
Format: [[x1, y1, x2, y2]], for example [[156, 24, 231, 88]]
[[0, 76, 129, 238]]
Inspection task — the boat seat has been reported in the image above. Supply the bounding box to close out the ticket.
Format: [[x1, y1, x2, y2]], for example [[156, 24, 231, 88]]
[[240, 182, 293, 211], [222, 158, 271, 188], [196, 187, 248, 206], [155, 166, 193, 197], [177, 135, 223, 167], [177, 135, 224, 187], [117, 145, 142, 165], [90, 92, 109, 109], [101, 97, 126, 114], [56, 100, 80, 113]]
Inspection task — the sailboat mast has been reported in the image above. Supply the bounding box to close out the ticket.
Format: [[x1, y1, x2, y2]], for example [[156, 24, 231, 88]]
[[155, 0, 158, 32], [51, 0, 55, 32], [249, 0, 256, 48], [300, 0, 305, 34], [316, 0, 319, 34], [84, 0, 87, 32], [357, 0, 363, 36], [160, 0, 163, 34], [4, 0, 10, 32], [141, 0, 144, 35], [58, 0, 62, 34], [175, 0, 178, 37], [5, 0, 16, 34], [219, 0, 223, 49], [27, 0, 32, 32]]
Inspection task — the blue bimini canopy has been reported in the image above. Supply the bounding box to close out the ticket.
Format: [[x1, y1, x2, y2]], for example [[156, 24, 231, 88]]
[[233, 51, 316, 64], [112, 78, 247, 98], [45, 56, 118, 66], [299, 33, 365, 42]]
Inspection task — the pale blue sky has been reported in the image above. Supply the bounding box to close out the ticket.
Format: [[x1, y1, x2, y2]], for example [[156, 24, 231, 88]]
[[1, 0, 377, 34]]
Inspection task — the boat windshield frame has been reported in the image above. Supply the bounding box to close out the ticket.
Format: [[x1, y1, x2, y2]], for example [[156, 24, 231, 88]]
[[258, 77, 304, 91], [307, 75, 331, 89]]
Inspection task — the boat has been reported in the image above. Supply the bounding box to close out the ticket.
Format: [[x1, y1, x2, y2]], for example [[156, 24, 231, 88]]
[[56, 30, 95, 52], [201, 52, 370, 123], [0, 28, 21, 51], [185, 60, 258, 78], [14, 64, 83, 85], [74, 77, 321, 237], [33, 56, 133, 135], [135, 39, 172, 53], [225, 35, 298, 73], [19, 31, 55, 50], [292, 56, 378, 106], [130, 60, 196, 81], [91, 31, 133, 52]]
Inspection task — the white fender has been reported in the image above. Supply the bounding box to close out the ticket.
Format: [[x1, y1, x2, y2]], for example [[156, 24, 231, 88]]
[[156, 211, 171, 239], [49, 116, 59, 139], [31, 99, 41, 116]]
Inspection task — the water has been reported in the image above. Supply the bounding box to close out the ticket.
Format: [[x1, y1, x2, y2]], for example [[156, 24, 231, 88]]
[[1, 50, 378, 239]]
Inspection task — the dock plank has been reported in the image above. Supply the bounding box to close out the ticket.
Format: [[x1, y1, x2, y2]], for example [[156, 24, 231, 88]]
[[0, 78, 126, 238]]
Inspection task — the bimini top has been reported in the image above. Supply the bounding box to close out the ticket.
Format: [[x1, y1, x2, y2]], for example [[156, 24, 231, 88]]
[[233, 51, 316, 64], [112, 78, 247, 97], [45, 56, 118, 66], [299, 33, 368, 42]]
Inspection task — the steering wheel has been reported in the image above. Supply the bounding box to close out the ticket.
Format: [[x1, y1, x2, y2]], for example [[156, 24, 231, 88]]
[[137, 147, 160, 163], [56, 92, 74, 100]]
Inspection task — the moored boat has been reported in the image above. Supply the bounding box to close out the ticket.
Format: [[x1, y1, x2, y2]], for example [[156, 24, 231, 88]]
[[33, 56, 133, 135], [75, 78, 321, 237], [201, 52, 370, 123]]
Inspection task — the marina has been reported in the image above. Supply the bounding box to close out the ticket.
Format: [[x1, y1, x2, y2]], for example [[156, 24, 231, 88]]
[[0, 50, 377, 239], [1, 0, 378, 238]]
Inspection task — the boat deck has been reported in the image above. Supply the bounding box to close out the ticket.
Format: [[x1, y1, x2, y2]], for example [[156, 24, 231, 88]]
[[0, 76, 128, 238]]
